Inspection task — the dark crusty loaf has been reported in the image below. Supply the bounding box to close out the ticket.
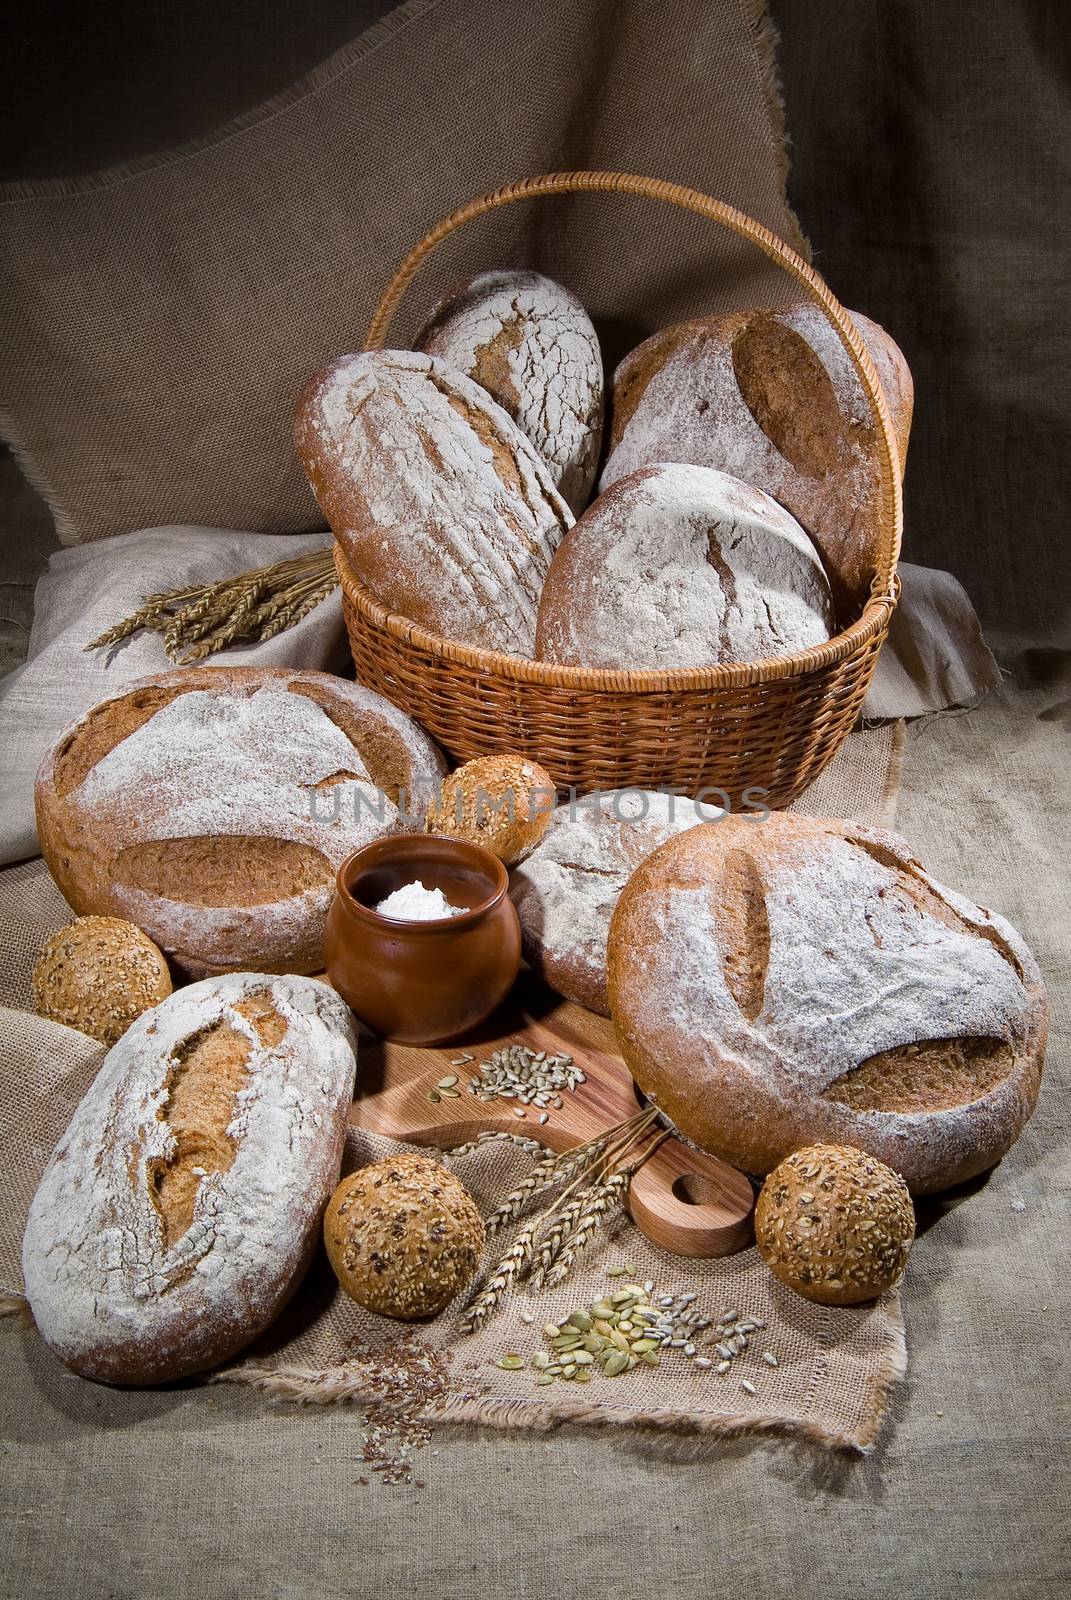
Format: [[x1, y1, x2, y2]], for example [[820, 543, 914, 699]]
[[35, 665, 446, 976], [509, 790, 711, 1014], [295, 349, 573, 655], [607, 814, 1046, 1193], [416, 270, 604, 514], [22, 973, 358, 1385], [535, 462, 833, 669], [601, 306, 913, 613]]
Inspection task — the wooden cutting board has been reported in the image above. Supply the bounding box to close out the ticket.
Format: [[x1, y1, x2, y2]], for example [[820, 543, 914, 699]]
[[350, 970, 754, 1258]]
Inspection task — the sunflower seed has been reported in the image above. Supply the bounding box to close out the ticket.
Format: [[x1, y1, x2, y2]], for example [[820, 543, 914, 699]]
[[762, 1352, 779, 1367], [741, 1379, 757, 1395], [694, 1357, 713, 1370]]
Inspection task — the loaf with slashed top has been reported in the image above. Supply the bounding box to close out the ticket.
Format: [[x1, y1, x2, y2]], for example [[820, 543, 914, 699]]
[[35, 665, 446, 976], [295, 349, 574, 655], [601, 305, 912, 613], [607, 814, 1046, 1193], [22, 973, 358, 1385]]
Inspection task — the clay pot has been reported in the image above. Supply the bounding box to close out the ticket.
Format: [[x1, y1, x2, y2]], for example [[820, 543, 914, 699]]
[[325, 834, 521, 1044]]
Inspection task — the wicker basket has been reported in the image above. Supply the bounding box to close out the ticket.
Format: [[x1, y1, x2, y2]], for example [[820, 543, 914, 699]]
[[338, 170, 902, 808]]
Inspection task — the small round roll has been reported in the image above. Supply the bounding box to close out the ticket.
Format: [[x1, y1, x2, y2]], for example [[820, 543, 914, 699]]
[[427, 754, 556, 865]]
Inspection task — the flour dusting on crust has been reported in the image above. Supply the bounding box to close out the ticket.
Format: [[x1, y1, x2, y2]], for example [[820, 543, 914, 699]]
[[22, 974, 358, 1384], [417, 270, 604, 513], [536, 463, 833, 669], [509, 790, 715, 1013], [296, 349, 573, 655], [610, 816, 1046, 1191]]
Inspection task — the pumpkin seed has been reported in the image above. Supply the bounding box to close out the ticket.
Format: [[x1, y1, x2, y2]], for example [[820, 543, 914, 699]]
[[496, 1355, 524, 1370], [603, 1350, 629, 1377], [426, 1090, 440, 1103], [567, 1311, 593, 1330], [436, 1075, 459, 1089]]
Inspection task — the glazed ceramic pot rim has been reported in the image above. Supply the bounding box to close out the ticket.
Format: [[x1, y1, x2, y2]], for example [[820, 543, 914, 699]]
[[334, 833, 510, 932]]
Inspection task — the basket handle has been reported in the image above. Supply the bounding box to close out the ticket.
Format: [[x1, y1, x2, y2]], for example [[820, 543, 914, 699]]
[[362, 170, 902, 597]]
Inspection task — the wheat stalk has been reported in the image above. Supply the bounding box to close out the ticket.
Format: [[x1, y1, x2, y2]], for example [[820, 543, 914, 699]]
[[461, 1110, 661, 1332], [542, 1172, 632, 1287], [85, 548, 337, 663], [459, 1225, 537, 1334], [483, 1128, 620, 1236]]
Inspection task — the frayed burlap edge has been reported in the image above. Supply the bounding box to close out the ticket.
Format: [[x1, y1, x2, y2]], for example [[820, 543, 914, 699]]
[[744, 0, 812, 262], [214, 1290, 907, 1456]]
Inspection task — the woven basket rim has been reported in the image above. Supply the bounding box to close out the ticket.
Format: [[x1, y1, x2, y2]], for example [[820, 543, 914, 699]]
[[335, 542, 899, 693]]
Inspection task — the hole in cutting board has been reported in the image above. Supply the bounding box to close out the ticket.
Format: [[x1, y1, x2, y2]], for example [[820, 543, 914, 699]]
[[672, 1173, 724, 1208]]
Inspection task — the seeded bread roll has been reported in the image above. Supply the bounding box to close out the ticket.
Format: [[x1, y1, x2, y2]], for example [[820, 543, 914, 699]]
[[535, 463, 834, 669], [295, 349, 573, 656], [755, 1145, 915, 1305], [509, 790, 712, 1014], [607, 814, 1047, 1193], [416, 270, 604, 513], [35, 665, 446, 976], [324, 1154, 484, 1320], [22, 973, 358, 1385], [601, 306, 913, 612], [33, 916, 172, 1045], [426, 753, 556, 865]]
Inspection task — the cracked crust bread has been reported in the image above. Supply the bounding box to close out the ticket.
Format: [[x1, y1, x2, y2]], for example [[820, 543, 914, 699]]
[[601, 305, 913, 615], [607, 814, 1046, 1193], [22, 974, 358, 1385], [35, 666, 446, 976], [535, 462, 833, 669], [416, 269, 604, 514], [509, 790, 711, 1014], [295, 349, 573, 656]]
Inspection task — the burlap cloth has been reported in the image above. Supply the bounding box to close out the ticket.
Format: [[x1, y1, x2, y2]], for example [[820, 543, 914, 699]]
[[0, 720, 905, 1452], [0, 0, 806, 547]]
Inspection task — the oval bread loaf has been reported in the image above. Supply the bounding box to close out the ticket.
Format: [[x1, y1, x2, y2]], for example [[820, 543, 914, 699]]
[[416, 270, 604, 513], [535, 462, 834, 669], [601, 306, 913, 611], [22, 973, 358, 1385], [35, 666, 446, 976], [509, 790, 713, 1014], [607, 814, 1047, 1192], [295, 349, 573, 655]]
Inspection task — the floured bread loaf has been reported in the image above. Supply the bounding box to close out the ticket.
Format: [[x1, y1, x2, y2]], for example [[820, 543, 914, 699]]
[[35, 666, 446, 975], [535, 463, 834, 669], [608, 814, 1047, 1193], [295, 349, 573, 655], [416, 270, 604, 513], [601, 306, 913, 610], [22, 973, 358, 1385], [509, 790, 712, 1014]]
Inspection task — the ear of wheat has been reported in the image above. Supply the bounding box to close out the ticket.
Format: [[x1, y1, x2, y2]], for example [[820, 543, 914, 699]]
[[85, 548, 337, 665], [462, 1111, 663, 1332]]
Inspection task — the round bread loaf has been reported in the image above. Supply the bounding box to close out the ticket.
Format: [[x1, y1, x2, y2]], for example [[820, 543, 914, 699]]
[[22, 973, 358, 1384], [509, 790, 713, 1014], [295, 349, 573, 656], [601, 305, 913, 612], [35, 666, 446, 976], [33, 916, 172, 1045], [607, 814, 1047, 1193], [755, 1144, 915, 1306], [426, 753, 556, 865], [324, 1154, 484, 1320], [535, 463, 834, 669], [416, 270, 604, 514]]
